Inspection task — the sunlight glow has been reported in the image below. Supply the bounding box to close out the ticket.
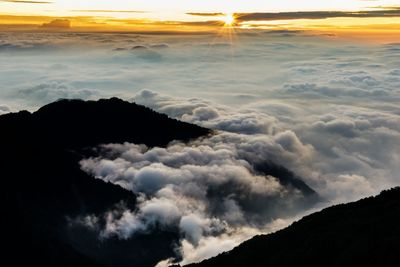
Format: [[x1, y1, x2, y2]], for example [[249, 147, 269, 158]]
[[0, 0, 399, 35], [222, 14, 235, 26]]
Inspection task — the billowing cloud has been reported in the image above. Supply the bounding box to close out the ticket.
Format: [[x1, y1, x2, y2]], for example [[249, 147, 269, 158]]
[[132, 89, 400, 204], [77, 89, 326, 265], [79, 131, 314, 264], [75, 90, 399, 265], [76, 89, 400, 265], [133, 90, 280, 135]]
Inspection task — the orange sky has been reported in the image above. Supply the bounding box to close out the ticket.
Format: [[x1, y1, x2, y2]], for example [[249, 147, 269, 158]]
[[0, 0, 399, 42]]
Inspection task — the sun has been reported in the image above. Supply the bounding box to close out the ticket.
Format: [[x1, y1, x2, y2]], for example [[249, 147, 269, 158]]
[[222, 14, 235, 26]]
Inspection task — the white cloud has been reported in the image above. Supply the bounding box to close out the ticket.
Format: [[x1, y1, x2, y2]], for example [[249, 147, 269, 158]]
[[16, 81, 100, 106], [80, 124, 316, 265], [80, 89, 399, 264], [133, 89, 280, 135]]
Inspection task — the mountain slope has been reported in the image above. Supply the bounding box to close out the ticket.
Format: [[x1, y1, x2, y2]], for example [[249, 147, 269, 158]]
[[2, 98, 210, 267], [184, 187, 400, 267]]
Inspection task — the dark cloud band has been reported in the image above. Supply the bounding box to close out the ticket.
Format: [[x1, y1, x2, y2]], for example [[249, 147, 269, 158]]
[[187, 13, 225, 17], [187, 8, 400, 21]]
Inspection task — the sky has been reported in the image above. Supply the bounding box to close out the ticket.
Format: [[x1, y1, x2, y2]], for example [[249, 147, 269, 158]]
[[1, 0, 399, 14], [0, 0, 400, 35]]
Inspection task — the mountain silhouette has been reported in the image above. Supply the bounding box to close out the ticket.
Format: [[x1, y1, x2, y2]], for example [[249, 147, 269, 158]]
[[2, 98, 317, 267], [182, 187, 400, 267], [2, 98, 210, 267]]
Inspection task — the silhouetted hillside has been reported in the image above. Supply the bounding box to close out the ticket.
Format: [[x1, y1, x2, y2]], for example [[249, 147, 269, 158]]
[[8, 97, 211, 149], [183, 187, 400, 267], [2, 98, 210, 267]]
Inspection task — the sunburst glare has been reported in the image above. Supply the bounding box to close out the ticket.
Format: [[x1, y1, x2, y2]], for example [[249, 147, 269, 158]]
[[222, 13, 235, 26]]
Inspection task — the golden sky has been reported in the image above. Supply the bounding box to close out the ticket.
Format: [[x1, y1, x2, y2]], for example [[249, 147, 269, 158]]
[[1, 0, 399, 15], [0, 0, 399, 35]]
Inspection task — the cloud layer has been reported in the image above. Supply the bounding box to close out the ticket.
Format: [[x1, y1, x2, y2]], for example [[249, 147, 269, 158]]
[[0, 31, 399, 265], [79, 97, 317, 263], [132, 90, 400, 202], [78, 89, 400, 265]]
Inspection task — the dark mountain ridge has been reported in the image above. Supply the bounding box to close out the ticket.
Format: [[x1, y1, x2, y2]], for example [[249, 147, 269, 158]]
[[2, 98, 210, 267], [182, 187, 400, 267], [2, 97, 211, 149]]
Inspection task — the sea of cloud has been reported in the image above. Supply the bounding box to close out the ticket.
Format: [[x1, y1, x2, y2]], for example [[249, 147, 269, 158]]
[[1, 31, 399, 265]]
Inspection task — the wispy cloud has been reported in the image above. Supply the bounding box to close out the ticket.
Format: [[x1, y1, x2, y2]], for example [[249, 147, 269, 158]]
[[369, 6, 400, 10], [71, 10, 147, 13], [0, 0, 52, 3], [186, 13, 225, 17]]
